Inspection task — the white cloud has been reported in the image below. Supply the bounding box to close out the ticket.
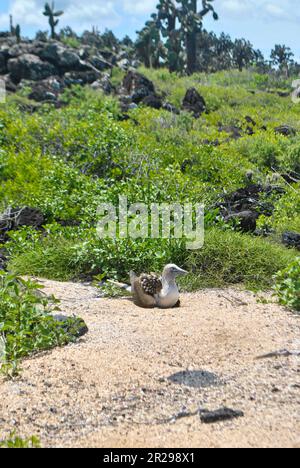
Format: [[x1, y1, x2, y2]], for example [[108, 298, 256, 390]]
[[219, 0, 300, 22], [220, 0, 253, 15], [0, 0, 122, 33], [0, 0, 300, 36], [122, 0, 157, 15]]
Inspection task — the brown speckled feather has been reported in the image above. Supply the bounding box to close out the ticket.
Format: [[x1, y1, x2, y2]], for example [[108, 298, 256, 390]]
[[130, 272, 162, 308]]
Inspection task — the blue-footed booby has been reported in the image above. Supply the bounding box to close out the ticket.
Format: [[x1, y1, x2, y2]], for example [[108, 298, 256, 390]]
[[108, 264, 188, 309]]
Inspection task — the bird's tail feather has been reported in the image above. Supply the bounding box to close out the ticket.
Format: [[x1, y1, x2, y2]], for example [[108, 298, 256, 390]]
[[107, 280, 132, 293]]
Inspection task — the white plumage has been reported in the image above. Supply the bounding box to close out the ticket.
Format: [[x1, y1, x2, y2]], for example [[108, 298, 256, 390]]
[[108, 264, 188, 309]]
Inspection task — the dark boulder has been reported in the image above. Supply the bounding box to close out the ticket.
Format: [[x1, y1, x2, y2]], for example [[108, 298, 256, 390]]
[[275, 125, 297, 137], [218, 124, 242, 140], [282, 231, 300, 250], [202, 138, 220, 147], [163, 102, 180, 114], [245, 115, 256, 135], [0, 249, 7, 271], [57, 50, 81, 70], [217, 183, 285, 232], [278, 91, 290, 98], [181, 159, 194, 173], [90, 55, 113, 71], [3, 74, 17, 92], [0, 49, 9, 74], [98, 49, 116, 64], [223, 184, 264, 212], [225, 210, 259, 233], [8, 54, 57, 83], [90, 74, 113, 95], [64, 70, 100, 86], [131, 87, 151, 104], [39, 42, 81, 71], [52, 315, 88, 338], [123, 71, 155, 103], [8, 43, 32, 58], [245, 115, 256, 126], [28, 76, 65, 102], [182, 87, 206, 118], [142, 94, 162, 109]]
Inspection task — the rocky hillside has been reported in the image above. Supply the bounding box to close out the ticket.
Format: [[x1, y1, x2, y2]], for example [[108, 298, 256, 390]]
[[0, 35, 212, 118], [0, 36, 136, 105]]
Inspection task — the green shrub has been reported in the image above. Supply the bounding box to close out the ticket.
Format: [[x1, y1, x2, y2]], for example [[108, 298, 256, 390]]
[[0, 272, 81, 375], [7, 226, 297, 291], [181, 229, 298, 290], [0, 68, 300, 298], [275, 258, 300, 311], [0, 432, 40, 448]]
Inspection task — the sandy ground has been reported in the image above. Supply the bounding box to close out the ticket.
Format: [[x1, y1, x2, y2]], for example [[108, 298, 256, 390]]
[[0, 279, 299, 448]]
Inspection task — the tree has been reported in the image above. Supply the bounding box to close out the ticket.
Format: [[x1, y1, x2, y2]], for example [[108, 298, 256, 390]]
[[177, 0, 218, 74], [214, 33, 233, 70], [101, 29, 120, 52], [253, 49, 269, 73], [121, 35, 134, 48], [156, 0, 218, 74], [232, 39, 255, 71], [15, 24, 21, 44], [270, 44, 294, 76], [156, 0, 181, 72], [196, 30, 233, 72], [9, 15, 21, 43], [43, 2, 64, 39], [136, 15, 166, 68], [9, 15, 14, 36]]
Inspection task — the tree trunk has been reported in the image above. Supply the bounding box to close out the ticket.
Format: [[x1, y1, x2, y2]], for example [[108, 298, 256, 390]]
[[186, 31, 197, 75], [145, 45, 151, 68], [167, 13, 177, 73], [186, 0, 197, 75]]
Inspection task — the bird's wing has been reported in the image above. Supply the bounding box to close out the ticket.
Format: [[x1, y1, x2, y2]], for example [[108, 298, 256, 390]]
[[129, 271, 158, 308], [139, 274, 163, 297]]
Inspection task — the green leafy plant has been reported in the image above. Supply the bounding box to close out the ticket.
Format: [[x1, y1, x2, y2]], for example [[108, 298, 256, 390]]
[[0, 432, 40, 448], [275, 258, 300, 311], [0, 272, 81, 376], [1, 69, 300, 296]]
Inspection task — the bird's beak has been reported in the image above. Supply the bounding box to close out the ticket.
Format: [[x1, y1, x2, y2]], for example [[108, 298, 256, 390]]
[[178, 268, 188, 276]]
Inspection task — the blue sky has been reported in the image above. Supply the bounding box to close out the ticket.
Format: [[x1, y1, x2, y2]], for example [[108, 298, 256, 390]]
[[0, 0, 299, 61]]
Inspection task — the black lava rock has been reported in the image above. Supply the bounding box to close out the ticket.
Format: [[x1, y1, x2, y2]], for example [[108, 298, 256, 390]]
[[0, 249, 8, 270], [162, 102, 180, 114], [182, 87, 206, 118], [282, 231, 300, 250], [274, 125, 297, 137], [142, 94, 163, 109], [52, 314, 89, 338], [225, 210, 259, 233]]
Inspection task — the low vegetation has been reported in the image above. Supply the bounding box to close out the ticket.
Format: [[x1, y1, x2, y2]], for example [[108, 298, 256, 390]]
[[275, 258, 300, 312], [0, 272, 83, 376], [0, 70, 299, 331], [0, 432, 40, 448]]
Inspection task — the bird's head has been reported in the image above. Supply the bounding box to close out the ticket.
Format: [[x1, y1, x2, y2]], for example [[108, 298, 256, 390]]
[[162, 264, 188, 280]]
